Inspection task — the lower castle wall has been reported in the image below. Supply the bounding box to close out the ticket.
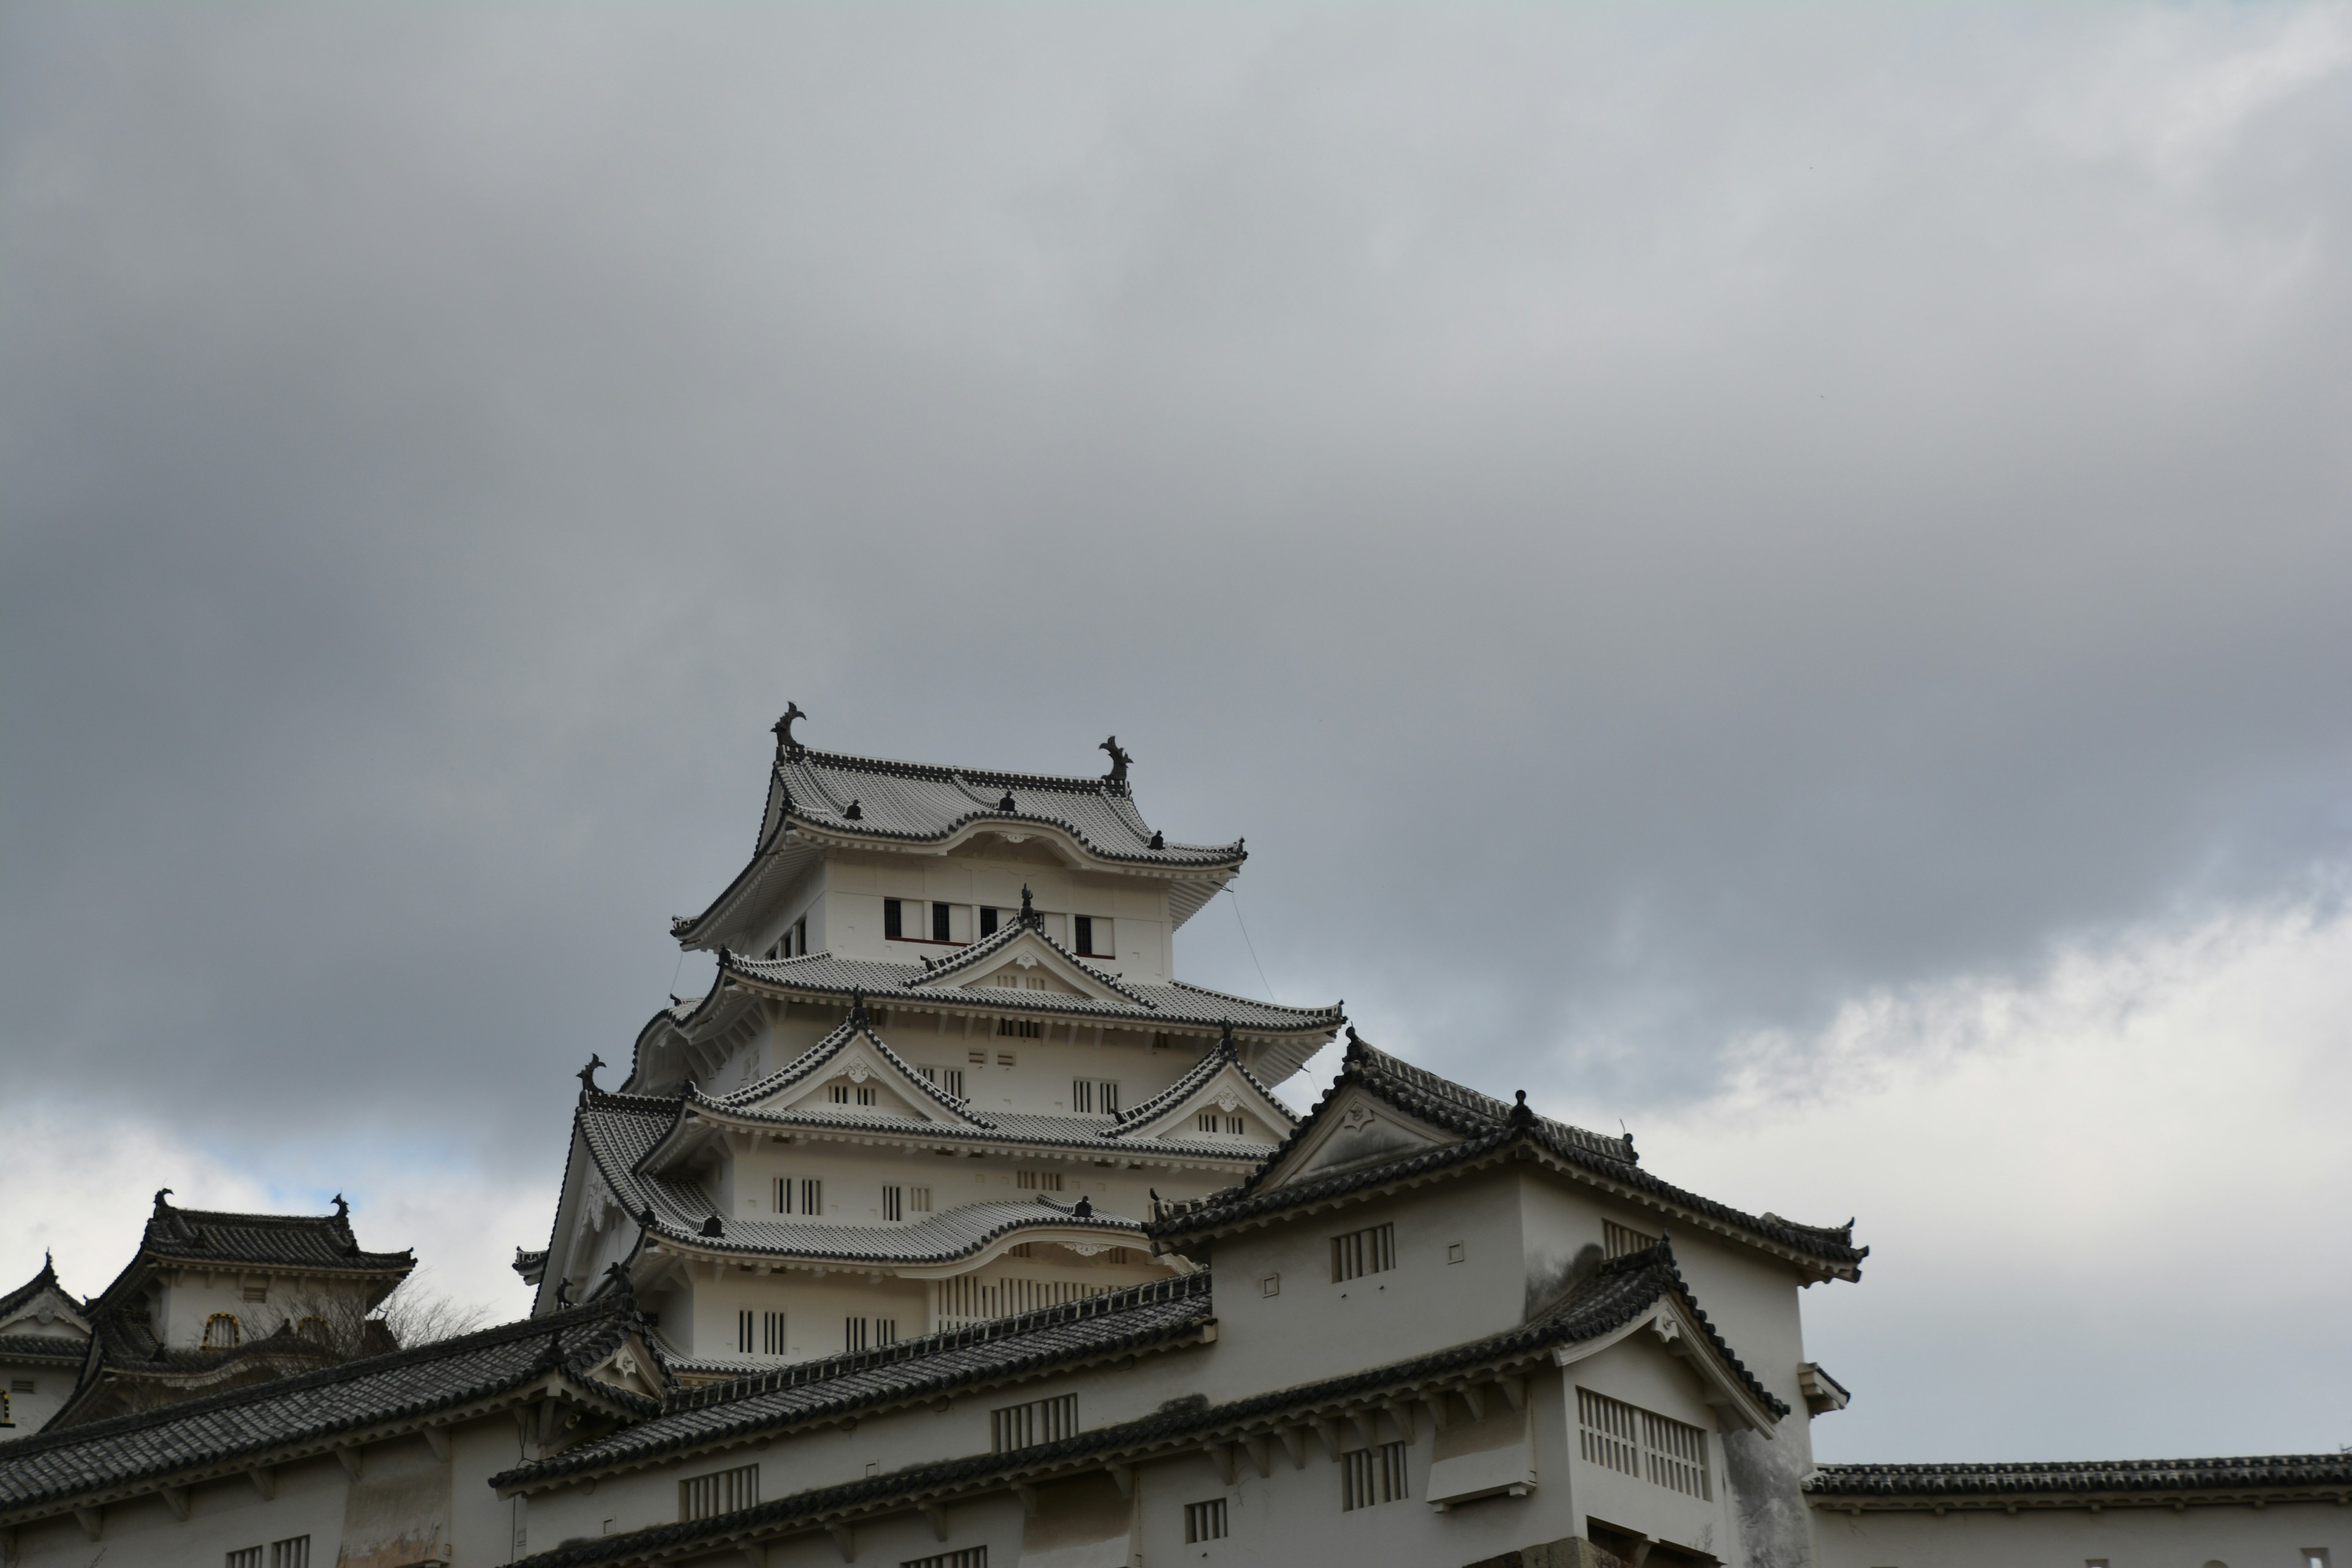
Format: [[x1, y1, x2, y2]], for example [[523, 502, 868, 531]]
[[1811, 1499, 2343, 1568]]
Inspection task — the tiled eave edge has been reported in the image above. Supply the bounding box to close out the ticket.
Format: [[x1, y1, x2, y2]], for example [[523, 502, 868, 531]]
[[628, 1208, 1174, 1276], [1150, 1136, 1864, 1286], [645, 1102, 1275, 1173], [496, 1294, 1216, 1496], [504, 1287, 1689, 1568], [0, 1371, 649, 1531], [717, 968, 1343, 1038], [1805, 1479, 2352, 1515], [773, 816, 1243, 875]]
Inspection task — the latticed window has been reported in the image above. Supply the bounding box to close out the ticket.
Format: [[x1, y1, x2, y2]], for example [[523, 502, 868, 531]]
[[296, 1316, 330, 1341], [919, 1066, 965, 1099], [884, 1185, 904, 1221], [997, 1019, 1042, 1039], [1330, 1223, 1396, 1283], [902, 1550, 986, 1568], [1643, 1409, 1711, 1499], [1016, 1170, 1063, 1192], [268, 1537, 311, 1568], [990, 1392, 1078, 1452], [227, 1550, 262, 1568], [1197, 1112, 1245, 1134], [1069, 1079, 1120, 1114], [1577, 1387, 1710, 1501], [843, 1316, 897, 1352], [679, 1463, 758, 1521], [1183, 1499, 1229, 1542], [203, 1313, 241, 1350], [776, 1177, 822, 1216], [1603, 1220, 1659, 1259], [1340, 1441, 1409, 1510]]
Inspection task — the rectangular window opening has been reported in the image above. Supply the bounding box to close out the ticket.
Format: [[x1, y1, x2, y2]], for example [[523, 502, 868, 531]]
[[990, 1392, 1079, 1453], [903, 1550, 987, 1568], [932, 902, 952, 943], [1183, 1499, 1229, 1543], [1340, 1441, 1409, 1510], [1330, 1222, 1397, 1283], [268, 1539, 310, 1568], [1016, 1170, 1064, 1192], [884, 899, 905, 941], [1578, 1388, 1710, 1501], [776, 1177, 822, 1216], [884, 1185, 904, 1222], [679, 1463, 759, 1522], [979, 907, 1000, 938], [1604, 1220, 1659, 1259]]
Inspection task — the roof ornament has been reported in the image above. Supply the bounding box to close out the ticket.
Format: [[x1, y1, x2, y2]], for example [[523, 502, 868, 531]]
[[331, 1193, 349, 1222], [1148, 830, 1164, 850], [998, 790, 1017, 812], [1019, 885, 1042, 930], [578, 1054, 605, 1097], [1510, 1090, 1536, 1130], [554, 1278, 573, 1308], [1218, 1021, 1236, 1057], [1343, 1024, 1370, 1054], [842, 797, 863, 821], [699, 1215, 725, 1238], [848, 989, 869, 1028], [1074, 1195, 1094, 1218], [1099, 736, 1133, 788], [772, 703, 808, 756], [601, 1260, 636, 1300], [151, 1188, 173, 1215]]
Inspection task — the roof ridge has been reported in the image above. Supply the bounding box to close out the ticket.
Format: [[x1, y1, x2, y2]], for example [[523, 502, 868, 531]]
[[0, 1296, 640, 1460]]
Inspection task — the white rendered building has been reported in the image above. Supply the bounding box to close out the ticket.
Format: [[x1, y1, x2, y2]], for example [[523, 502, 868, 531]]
[[525, 717, 1344, 1378]]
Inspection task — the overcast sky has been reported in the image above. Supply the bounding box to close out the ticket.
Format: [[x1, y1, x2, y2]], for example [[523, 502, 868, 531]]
[[4, 2, 2348, 1463]]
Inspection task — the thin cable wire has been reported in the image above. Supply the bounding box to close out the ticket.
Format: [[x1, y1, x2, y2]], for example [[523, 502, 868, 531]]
[[1226, 886, 1276, 1004]]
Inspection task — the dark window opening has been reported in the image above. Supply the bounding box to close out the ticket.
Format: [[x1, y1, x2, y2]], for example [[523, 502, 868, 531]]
[[980, 907, 1000, 937], [884, 899, 904, 940], [932, 902, 951, 942]]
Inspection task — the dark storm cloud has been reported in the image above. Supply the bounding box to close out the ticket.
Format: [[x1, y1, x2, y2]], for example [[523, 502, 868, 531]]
[[4, 3, 2350, 1172]]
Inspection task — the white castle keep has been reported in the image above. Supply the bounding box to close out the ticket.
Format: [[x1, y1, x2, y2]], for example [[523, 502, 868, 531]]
[[0, 715, 2339, 1568]]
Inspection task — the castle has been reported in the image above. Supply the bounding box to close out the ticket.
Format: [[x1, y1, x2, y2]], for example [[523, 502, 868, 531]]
[[1, 716, 2341, 1568]]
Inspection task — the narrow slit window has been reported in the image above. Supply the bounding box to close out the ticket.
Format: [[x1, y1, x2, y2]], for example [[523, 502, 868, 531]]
[[1183, 1499, 1229, 1542], [737, 1308, 755, 1353], [908, 1186, 932, 1213], [883, 1185, 905, 1221], [990, 1392, 1079, 1452], [228, 1550, 263, 1568], [884, 899, 905, 940], [776, 1177, 822, 1216], [1340, 1441, 1409, 1509], [679, 1463, 758, 1521], [920, 1066, 965, 1099], [1016, 1170, 1064, 1191], [763, 1310, 786, 1355], [932, 902, 952, 942], [268, 1540, 311, 1568], [1330, 1223, 1396, 1282]]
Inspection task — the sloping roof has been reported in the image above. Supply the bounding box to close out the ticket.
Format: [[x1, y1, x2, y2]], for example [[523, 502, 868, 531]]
[[720, 944, 1343, 1036], [1103, 1030, 1294, 1140], [1147, 1035, 1868, 1280], [572, 1090, 1178, 1269], [0, 1260, 75, 1325], [0, 1336, 85, 1365], [0, 1298, 653, 1517], [504, 1244, 1781, 1566], [123, 1194, 414, 1280], [673, 732, 1246, 948], [495, 1273, 1216, 1491], [1806, 1455, 2352, 1507]]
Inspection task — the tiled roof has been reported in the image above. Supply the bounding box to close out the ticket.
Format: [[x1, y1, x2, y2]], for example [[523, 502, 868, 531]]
[[672, 734, 1246, 947], [0, 1298, 651, 1515], [719, 945, 1343, 1035], [0, 1261, 72, 1324], [1148, 1036, 1867, 1278], [575, 1091, 1179, 1266], [0, 1335, 85, 1364], [494, 1273, 1215, 1490], [1806, 1455, 2352, 1504], [505, 1244, 1779, 1566], [707, 1015, 979, 1122], [1104, 1030, 1294, 1138], [127, 1194, 414, 1279]]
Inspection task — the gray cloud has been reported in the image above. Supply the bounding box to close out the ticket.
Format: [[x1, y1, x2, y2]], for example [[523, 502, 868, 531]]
[[4, 0, 2350, 1187]]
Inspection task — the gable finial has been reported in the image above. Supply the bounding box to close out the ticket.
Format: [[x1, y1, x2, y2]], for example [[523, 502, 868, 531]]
[[1218, 1021, 1236, 1057], [152, 1188, 173, 1215], [848, 989, 869, 1028], [1099, 736, 1133, 788], [772, 703, 807, 755], [1148, 830, 1164, 850], [842, 797, 862, 821], [331, 1193, 349, 1222], [578, 1054, 605, 1096], [1510, 1089, 1536, 1129], [1019, 885, 1040, 929], [998, 790, 1017, 812], [1343, 1024, 1369, 1054]]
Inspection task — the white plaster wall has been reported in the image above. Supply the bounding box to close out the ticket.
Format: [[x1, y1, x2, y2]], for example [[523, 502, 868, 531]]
[[814, 851, 1173, 981], [1812, 1500, 2343, 1568], [1562, 1338, 1743, 1561], [6, 1451, 348, 1568], [0, 1359, 76, 1436], [1203, 1167, 1533, 1399]]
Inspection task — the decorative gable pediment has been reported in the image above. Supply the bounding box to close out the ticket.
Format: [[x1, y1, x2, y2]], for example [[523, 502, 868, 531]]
[[930, 928, 1133, 1006], [1259, 1084, 1460, 1188], [0, 1278, 88, 1341], [753, 1030, 962, 1123], [1110, 1052, 1295, 1148], [581, 1333, 665, 1401]]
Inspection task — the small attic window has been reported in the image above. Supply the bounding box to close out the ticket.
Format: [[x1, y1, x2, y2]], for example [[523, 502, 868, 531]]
[[203, 1313, 241, 1351]]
